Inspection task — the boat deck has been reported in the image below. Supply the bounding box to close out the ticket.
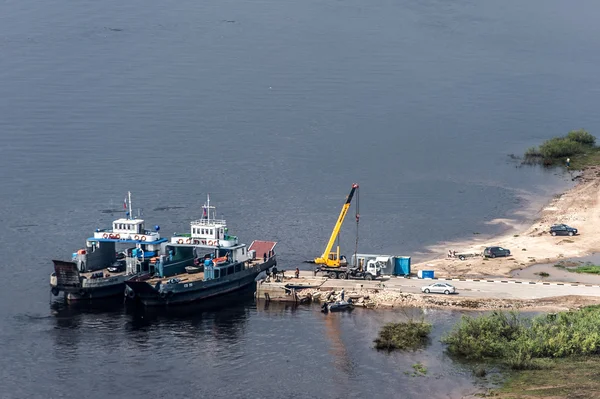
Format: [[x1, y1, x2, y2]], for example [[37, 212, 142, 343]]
[[145, 258, 267, 285], [81, 268, 127, 279]]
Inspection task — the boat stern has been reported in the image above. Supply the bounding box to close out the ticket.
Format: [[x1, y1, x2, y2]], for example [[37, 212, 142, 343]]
[[51, 260, 82, 296]]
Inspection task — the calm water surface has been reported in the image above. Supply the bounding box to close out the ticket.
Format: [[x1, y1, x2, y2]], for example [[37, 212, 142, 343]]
[[1, 0, 600, 397]]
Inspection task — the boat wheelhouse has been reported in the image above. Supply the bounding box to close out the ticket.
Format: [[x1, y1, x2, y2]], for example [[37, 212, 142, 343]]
[[170, 195, 238, 248]]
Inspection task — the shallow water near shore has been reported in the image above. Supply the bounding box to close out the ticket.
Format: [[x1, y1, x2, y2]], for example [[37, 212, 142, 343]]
[[34, 298, 497, 399], [512, 254, 600, 284]]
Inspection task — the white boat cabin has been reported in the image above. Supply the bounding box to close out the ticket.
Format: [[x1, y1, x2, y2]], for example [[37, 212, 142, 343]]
[[91, 192, 163, 243], [92, 217, 162, 242], [170, 197, 239, 247]]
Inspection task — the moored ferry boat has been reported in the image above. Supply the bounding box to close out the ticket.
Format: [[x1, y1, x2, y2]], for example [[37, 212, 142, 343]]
[[125, 195, 277, 306], [50, 192, 194, 301]]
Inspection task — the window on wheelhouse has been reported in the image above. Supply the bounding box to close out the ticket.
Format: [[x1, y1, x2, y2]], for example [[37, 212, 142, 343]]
[[227, 266, 233, 275], [214, 269, 220, 279], [235, 264, 242, 273]]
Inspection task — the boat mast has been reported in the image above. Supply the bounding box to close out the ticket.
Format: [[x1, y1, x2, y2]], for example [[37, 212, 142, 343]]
[[128, 191, 132, 220], [207, 193, 210, 222]]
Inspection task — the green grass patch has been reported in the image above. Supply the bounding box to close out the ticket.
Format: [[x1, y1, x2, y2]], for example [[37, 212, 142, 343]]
[[412, 362, 427, 375], [554, 264, 600, 274], [495, 357, 600, 399], [374, 321, 432, 351], [535, 272, 550, 278], [570, 265, 600, 275], [443, 306, 600, 369], [523, 129, 599, 168]]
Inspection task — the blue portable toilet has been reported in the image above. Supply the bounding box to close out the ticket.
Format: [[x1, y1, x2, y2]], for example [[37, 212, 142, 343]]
[[393, 257, 411, 276], [422, 270, 435, 279]]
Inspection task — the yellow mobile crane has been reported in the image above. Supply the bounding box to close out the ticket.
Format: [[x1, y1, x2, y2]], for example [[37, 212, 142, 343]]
[[308, 184, 385, 280], [313, 183, 359, 267]]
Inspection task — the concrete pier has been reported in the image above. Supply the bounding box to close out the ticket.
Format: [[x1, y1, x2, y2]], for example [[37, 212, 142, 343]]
[[255, 269, 600, 310], [256, 271, 328, 303], [255, 270, 388, 304]]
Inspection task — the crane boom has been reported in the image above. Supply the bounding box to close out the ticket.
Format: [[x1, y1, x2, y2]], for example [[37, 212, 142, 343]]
[[313, 183, 359, 267]]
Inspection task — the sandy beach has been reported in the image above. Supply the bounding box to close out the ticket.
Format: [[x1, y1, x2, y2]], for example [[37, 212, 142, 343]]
[[413, 166, 600, 278]]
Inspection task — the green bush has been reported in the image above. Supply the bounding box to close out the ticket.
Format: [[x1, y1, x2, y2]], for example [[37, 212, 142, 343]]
[[374, 321, 432, 351], [443, 311, 526, 360], [539, 137, 587, 159], [522, 130, 597, 165], [443, 306, 600, 370], [566, 129, 596, 146]]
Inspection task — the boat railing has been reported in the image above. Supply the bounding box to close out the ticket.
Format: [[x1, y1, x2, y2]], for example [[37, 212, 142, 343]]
[[172, 232, 192, 237], [191, 219, 227, 226]]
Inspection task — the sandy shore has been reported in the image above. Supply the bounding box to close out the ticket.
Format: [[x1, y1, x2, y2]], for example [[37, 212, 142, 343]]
[[412, 166, 600, 278]]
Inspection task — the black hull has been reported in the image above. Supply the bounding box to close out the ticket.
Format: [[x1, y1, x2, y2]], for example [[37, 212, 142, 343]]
[[125, 256, 276, 307], [63, 283, 126, 301], [51, 260, 128, 302]]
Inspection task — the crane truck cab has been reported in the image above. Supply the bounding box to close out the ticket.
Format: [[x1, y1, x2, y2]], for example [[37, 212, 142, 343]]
[[316, 256, 387, 280]]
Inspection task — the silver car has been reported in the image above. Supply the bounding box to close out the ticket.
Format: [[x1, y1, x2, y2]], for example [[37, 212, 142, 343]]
[[421, 282, 456, 295]]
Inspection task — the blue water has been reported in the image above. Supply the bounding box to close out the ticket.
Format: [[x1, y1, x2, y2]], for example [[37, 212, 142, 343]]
[[1, 0, 599, 397]]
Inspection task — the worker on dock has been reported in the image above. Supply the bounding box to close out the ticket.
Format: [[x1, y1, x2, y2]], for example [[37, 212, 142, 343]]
[[295, 267, 300, 279], [340, 288, 345, 301], [271, 265, 278, 281]]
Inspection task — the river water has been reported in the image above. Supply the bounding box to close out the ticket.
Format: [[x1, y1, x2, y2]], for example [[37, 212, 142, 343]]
[[1, 0, 600, 398]]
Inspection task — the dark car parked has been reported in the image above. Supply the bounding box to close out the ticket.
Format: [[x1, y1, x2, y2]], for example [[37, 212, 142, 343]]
[[550, 224, 578, 236], [107, 259, 126, 273], [483, 246, 511, 258]]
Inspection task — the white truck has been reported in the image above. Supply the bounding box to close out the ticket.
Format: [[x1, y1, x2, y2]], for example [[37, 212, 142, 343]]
[[314, 254, 393, 280]]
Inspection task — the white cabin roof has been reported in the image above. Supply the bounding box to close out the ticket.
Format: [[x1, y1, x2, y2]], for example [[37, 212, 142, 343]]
[[113, 218, 144, 225]]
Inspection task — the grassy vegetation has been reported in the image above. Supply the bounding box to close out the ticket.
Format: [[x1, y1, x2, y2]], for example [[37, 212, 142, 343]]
[[554, 263, 600, 274], [443, 307, 600, 398], [534, 271, 549, 278], [412, 362, 427, 375], [570, 265, 600, 274], [443, 306, 600, 370], [495, 357, 600, 399], [523, 129, 600, 168], [374, 320, 432, 351]]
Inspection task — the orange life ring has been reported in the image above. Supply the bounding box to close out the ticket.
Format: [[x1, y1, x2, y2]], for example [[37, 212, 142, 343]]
[[185, 238, 191, 244], [102, 233, 108, 238], [193, 239, 200, 245], [134, 235, 140, 240], [177, 239, 183, 244], [109, 234, 115, 239], [141, 236, 146, 241], [115, 234, 120, 239]]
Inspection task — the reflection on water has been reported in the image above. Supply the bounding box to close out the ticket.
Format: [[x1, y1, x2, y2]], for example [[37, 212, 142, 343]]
[[17, 292, 495, 398]]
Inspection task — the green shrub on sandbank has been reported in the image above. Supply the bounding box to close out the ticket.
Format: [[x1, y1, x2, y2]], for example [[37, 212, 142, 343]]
[[524, 129, 598, 167], [554, 264, 600, 274], [571, 265, 600, 274], [374, 321, 432, 351], [442, 306, 600, 370]]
